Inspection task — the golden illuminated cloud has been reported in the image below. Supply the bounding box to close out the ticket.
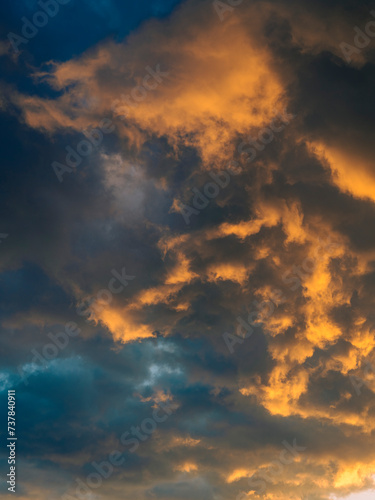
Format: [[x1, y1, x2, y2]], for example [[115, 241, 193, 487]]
[[7, 1, 375, 499]]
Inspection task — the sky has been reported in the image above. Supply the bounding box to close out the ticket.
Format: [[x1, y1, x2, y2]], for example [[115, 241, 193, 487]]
[[1, 0, 375, 499], [339, 492, 375, 500]]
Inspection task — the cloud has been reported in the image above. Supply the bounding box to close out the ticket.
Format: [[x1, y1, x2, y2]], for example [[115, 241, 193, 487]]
[[2, 0, 375, 499]]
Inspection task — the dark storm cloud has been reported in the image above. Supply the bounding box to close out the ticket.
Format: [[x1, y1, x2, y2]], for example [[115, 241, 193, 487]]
[[1, 0, 375, 499]]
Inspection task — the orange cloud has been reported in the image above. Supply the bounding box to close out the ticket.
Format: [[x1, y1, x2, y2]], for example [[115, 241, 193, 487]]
[[309, 142, 375, 205], [11, 1, 288, 171]]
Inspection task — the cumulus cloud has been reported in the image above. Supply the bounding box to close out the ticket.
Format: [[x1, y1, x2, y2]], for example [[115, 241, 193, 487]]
[[2, 0, 375, 499]]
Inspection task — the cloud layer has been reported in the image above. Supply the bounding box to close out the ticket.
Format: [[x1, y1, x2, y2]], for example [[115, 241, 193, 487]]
[[1, 0, 375, 499]]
